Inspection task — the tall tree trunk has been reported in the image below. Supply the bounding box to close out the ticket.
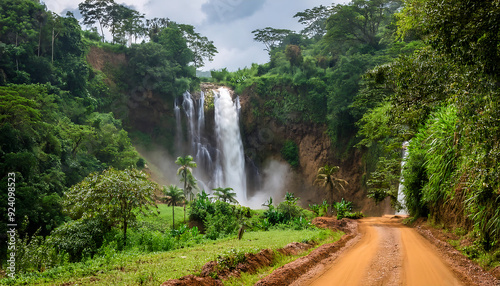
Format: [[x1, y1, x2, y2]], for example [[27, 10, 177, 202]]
[[172, 204, 175, 229], [183, 172, 187, 223], [99, 21, 105, 42]]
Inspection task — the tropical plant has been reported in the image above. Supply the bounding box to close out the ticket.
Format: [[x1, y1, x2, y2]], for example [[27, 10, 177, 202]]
[[262, 197, 273, 209], [175, 155, 197, 197], [162, 185, 185, 229], [213, 187, 238, 204], [315, 165, 348, 204], [183, 173, 199, 201], [188, 189, 215, 222], [276, 192, 303, 222], [333, 198, 353, 220], [320, 200, 329, 216], [309, 204, 321, 216], [175, 155, 198, 221], [204, 201, 240, 240]]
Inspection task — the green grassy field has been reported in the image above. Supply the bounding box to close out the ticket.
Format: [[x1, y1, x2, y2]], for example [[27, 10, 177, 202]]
[[136, 204, 187, 230], [10, 228, 341, 285]]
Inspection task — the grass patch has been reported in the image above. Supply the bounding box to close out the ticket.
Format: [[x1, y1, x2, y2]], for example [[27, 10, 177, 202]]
[[135, 204, 187, 231], [8, 229, 340, 285], [224, 230, 345, 286]]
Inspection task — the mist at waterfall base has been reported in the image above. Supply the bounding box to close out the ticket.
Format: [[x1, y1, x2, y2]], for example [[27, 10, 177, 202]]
[[169, 87, 288, 208]]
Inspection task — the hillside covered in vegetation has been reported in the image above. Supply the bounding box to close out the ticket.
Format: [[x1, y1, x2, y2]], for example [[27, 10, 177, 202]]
[[1, 0, 500, 283]]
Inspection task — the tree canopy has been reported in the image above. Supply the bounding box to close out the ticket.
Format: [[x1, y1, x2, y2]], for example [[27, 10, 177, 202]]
[[294, 5, 333, 40], [213, 187, 238, 204], [252, 27, 294, 54], [64, 167, 158, 246]]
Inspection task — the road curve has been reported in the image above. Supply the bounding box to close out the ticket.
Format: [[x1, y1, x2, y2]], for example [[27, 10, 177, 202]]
[[307, 216, 463, 286]]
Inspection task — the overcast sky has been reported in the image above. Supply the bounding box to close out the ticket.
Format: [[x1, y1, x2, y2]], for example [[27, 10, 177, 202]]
[[43, 0, 343, 71]]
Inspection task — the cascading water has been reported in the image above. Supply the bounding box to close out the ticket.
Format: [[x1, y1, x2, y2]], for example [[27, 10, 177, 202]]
[[174, 98, 183, 155], [182, 91, 196, 152], [214, 88, 247, 202], [396, 141, 409, 215], [175, 87, 248, 204]]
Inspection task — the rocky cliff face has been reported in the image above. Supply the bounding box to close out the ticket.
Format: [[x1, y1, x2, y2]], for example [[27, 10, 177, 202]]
[[239, 88, 392, 216]]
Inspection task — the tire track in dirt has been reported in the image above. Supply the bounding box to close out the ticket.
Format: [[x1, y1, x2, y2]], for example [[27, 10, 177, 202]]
[[401, 227, 461, 285], [361, 226, 402, 286], [307, 218, 380, 286], [305, 216, 464, 286]]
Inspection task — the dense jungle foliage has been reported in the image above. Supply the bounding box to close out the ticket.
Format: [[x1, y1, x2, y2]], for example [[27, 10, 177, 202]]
[[1, 0, 500, 281], [0, 0, 213, 268], [215, 0, 500, 259]]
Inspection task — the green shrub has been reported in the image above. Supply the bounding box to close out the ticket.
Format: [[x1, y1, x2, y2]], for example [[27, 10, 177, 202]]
[[332, 199, 353, 220], [281, 140, 300, 168], [403, 137, 429, 218], [189, 190, 215, 222], [309, 204, 321, 216], [14, 230, 65, 274], [204, 211, 240, 240], [48, 217, 110, 262], [211, 68, 230, 83], [320, 200, 329, 216], [204, 201, 240, 240], [132, 230, 176, 252], [344, 212, 365, 219], [259, 218, 272, 231], [292, 217, 312, 230], [217, 248, 247, 270], [264, 193, 306, 226]]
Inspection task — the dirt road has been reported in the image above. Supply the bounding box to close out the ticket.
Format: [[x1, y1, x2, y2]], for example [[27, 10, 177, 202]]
[[306, 216, 463, 286]]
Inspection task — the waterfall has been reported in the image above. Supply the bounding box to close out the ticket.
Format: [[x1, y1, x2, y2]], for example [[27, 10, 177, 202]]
[[174, 98, 182, 155], [214, 88, 247, 202], [198, 91, 205, 137], [396, 141, 409, 215], [182, 91, 196, 153], [175, 87, 248, 204]]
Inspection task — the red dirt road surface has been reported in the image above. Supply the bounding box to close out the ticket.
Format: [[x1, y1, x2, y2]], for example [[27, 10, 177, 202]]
[[306, 216, 464, 286]]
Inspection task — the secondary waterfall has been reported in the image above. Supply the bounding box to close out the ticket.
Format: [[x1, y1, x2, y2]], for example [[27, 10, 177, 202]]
[[396, 141, 409, 215], [174, 87, 248, 204]]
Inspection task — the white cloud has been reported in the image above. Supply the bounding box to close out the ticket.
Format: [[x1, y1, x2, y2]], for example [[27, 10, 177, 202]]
[[143, 0, 208, 25]]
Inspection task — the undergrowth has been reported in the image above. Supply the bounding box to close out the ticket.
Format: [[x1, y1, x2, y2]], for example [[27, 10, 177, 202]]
[[446, 227, 500, 270]]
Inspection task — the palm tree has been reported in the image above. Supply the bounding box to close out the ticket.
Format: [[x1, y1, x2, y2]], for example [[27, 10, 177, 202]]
[[183, 172, 199, 201], [213, 187, 238, 204], [314, 164, 348, 205], [162, 185, 185, 229], [175, 155, 197, 196], [175, 155, 198, 222]]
